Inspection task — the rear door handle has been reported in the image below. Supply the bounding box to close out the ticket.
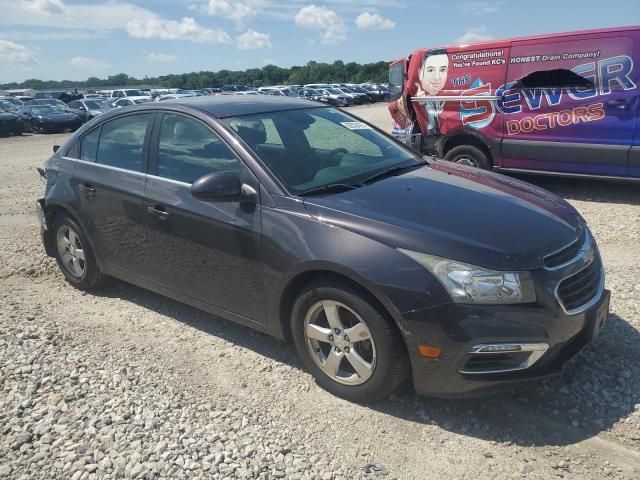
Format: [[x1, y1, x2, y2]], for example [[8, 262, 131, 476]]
[[607, 99, 627, 107], [78, 184, 95, 198], [147, 205, 171, 220]]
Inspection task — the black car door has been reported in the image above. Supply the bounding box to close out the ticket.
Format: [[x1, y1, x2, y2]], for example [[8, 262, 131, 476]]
[[140, 111, 265, 322], [72, 112, 154, 277]]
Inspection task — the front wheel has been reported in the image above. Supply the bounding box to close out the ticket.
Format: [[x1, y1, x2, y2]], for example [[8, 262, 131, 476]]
[[291, 280, 407, 403], [444, 144, 492, 170]]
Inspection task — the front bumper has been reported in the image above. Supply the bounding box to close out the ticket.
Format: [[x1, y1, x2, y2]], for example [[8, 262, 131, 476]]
[[400, 287, 610, 398]]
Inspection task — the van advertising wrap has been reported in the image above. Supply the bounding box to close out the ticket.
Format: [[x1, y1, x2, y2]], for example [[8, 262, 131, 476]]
[[390, 27, 640, 177], [410, 40, 637, 140]]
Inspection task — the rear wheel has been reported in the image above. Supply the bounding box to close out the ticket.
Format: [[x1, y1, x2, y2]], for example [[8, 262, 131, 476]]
[[291, 280, 406, 402], [444, 144, 491, 170], [53, 214, 104, 290]]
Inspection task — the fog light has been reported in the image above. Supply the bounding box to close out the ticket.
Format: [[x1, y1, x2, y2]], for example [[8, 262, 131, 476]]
[[418, 344, 442, 358]]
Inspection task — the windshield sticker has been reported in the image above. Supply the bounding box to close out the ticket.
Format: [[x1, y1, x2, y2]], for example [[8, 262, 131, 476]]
[[340, 121, 372, 130]]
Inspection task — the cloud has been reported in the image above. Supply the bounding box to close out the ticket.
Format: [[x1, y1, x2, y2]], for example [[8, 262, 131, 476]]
[[69, 56, 109, 71], [355, 12, 394, 30], [0, 29, 107, 41], [127, 17, 231, 43], [235, 30, 271, 49], [459, 1, 503, 15], [295, 5, 346, 45], [456, 26, 494, 44], [146, 53, 177, 62], [206, 0, 266, 25], [21, 0, 65, 15], [0, 40, 37, 63], [1, 1, 159, 31]]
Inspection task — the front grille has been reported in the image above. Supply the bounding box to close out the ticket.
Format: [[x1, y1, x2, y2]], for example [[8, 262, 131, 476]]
[[545, 229, 584, 268], [557, 258, 601, 312]]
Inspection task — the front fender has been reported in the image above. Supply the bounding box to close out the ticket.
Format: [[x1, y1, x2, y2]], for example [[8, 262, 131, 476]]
[[260, 197, 452, 338]]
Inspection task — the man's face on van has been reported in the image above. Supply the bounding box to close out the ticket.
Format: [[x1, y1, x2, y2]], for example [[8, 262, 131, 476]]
[[419, 54, 449, 95]]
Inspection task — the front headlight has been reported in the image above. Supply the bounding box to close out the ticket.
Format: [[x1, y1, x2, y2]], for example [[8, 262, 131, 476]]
[[398, 249, 536, 305]]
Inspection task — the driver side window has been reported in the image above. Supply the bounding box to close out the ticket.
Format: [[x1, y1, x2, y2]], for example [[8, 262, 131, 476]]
[[157, 114, 249, 184]]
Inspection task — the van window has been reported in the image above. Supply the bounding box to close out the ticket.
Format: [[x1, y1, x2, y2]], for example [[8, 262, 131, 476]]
[[516, 69, 594, 89], [96, 114, 151, 171], [388, 60, 405, 102]]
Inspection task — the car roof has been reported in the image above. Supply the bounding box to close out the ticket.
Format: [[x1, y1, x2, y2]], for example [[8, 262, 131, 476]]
[[160, 95, 327, 118]]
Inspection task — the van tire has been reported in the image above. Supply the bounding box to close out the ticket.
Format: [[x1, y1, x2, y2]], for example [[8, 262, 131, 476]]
[[444, 145, 491, 170]]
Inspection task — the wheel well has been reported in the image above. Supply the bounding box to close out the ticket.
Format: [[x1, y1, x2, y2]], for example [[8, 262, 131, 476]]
[[42, 205, 84, 255], [442, 134, 493, 163], [280, 270, 395, 342]]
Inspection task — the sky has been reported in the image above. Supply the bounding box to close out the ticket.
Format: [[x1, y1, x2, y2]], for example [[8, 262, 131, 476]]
[[1, 0, 639, 84]]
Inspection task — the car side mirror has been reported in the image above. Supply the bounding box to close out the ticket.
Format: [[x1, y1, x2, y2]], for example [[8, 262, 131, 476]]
[[191, 171, 257, 203]]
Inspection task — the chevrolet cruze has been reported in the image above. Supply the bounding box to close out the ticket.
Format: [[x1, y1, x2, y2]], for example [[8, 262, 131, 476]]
[[37, 96, 610, 401]]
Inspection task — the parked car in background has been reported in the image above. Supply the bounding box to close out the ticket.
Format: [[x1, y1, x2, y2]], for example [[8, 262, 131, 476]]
[[67, 99, 114, 119], [28, 99, 90, 123], [0, 101, 33, 132], [34, 91, 66, 100], [155, 93, 195, 102], [360, 84, 388, 101], [388, 25, 640, 179], [20, 105, 82, 133], [113, 97, 154, 107], [0, 96, 24, 108], [108, 89, 152, 100], [0, 104, 26, 136], [38, 96, 609, 402], [332, 86, 367, 104], [221, 84, 252, 93], [318, 88, 352, 106]]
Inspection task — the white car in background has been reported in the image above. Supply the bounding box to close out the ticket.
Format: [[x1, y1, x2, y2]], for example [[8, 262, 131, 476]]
[[112, 97, 153, 108]]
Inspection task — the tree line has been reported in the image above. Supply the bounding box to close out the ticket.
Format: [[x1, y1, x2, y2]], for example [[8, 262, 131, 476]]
[[1, 60, 390, 90]]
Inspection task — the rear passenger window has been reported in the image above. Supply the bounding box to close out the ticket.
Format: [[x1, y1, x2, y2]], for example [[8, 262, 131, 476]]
[[96, 114, 151, 171], [81, 127, 100, 162], [157, 114, 243, 184], [65, 141, 79, 159]]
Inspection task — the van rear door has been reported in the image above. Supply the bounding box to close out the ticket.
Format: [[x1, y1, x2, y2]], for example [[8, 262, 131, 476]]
[[500, 31, 639, 177]]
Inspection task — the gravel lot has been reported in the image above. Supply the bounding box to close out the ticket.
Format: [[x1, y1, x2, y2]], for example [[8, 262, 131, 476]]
[[1, 103, 639, 479]]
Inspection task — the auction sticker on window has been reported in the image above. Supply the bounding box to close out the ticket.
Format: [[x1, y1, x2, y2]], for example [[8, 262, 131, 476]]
[[340, 121, 372, 130]]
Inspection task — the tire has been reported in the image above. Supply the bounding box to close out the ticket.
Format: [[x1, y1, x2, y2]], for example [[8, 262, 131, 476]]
[[291, 279, 407, 403], [444, 144, 492, 170], [52, 214, 104, 290]]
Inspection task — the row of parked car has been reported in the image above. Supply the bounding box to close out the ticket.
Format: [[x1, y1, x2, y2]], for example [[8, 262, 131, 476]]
[[0, 82, 388, 136]]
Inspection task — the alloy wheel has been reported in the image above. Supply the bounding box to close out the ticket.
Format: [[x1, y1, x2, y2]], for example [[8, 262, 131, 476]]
[[56, 225, 86, 278], [304, 300, 376, 385]]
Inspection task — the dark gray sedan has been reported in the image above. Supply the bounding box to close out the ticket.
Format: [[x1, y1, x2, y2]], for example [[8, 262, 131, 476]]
[[36, 96, 609, 401]]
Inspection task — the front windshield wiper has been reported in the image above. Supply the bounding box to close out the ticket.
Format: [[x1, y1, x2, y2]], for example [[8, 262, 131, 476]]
[[298, 183, 361, 197], [361, 160, 428, 185]]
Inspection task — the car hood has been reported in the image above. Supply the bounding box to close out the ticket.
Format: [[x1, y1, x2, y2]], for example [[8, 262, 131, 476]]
[[302, 161, 582, 271]]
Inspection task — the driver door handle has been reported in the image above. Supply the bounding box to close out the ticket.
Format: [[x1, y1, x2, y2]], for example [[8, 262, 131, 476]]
[[147, 205, 171, 220]]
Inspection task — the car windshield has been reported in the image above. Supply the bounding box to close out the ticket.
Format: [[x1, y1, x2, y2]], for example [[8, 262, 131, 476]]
[[30, 105, 63, 115], [325, 89, 341, 95], [224, 107, 420, 195], [84, 100, 112, 109], [133, 98, 152, 104]]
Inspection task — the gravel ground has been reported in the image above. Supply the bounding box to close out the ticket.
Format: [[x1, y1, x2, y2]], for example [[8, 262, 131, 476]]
[[0, 105, 639, 479]]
